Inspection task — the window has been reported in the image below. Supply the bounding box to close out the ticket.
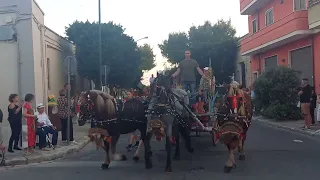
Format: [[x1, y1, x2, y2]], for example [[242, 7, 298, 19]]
[[252, 71, 259, 82], [252, 19, 258, 33], [47, 58, 50, 90], [265, 8, 274, 26], [294, 0, 306, 11]]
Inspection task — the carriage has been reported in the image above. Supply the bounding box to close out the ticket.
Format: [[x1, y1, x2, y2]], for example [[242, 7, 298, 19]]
[[77, 67, 252, 173]]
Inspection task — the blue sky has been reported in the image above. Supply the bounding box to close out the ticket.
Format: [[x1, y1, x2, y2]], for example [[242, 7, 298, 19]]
[[36, 0, 248, 85]]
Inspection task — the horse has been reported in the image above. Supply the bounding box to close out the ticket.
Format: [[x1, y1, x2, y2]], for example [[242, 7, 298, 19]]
[[77, 90, 149, 170], [213, 81, 253, 173], [144, 72, 195, 173]]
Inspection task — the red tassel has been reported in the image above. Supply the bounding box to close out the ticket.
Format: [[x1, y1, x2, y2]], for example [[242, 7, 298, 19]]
[[232, 96, 237, 109]]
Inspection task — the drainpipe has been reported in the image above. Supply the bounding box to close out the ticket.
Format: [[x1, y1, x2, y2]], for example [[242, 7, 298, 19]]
[[311, 35, 315, 87], [40, 25, 48, 113]]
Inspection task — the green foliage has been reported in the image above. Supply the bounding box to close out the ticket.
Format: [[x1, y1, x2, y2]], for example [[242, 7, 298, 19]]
[[65, 21, 143, 88], [253, 67, 301, 120], [138, 44, 156, 71], [158, 20, 238, 84]]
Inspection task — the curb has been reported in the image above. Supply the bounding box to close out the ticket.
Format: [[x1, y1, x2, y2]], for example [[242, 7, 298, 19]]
[[255, 117, 320, 137], [4, 136, 90, 166]]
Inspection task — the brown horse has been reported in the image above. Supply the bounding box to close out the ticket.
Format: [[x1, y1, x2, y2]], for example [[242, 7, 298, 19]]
[[213, 81, 253, 173], [77, 90, 148, 170]]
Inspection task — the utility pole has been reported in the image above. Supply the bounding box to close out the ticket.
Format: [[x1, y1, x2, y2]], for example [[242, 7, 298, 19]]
[[98, 0, 102, 88]]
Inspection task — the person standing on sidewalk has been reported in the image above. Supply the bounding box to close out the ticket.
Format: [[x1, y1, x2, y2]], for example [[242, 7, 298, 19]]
[[23, 93, 36, 154], [316, 94, 320, 124], [298, 78, 312, 129], [171, 50, 205, 105], [310, 87, 317, 125], [7, 94, 23, 153], [57, 89, 75, 143]]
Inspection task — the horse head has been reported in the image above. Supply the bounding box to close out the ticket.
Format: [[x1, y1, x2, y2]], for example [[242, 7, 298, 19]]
[[77, 91, 93, 125], [150, 73, 173, 106]]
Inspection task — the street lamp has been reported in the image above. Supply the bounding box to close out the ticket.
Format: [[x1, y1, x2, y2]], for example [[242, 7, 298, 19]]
[[136, 36, 148, 42], [98, 0, 102, 88]]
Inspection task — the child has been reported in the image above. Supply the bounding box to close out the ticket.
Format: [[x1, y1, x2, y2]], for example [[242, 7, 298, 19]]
[[317, 94, 320, 124]]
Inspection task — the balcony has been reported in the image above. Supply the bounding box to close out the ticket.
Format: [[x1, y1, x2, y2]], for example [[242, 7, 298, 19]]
[[241, 11, 314, 56], [240, 0, 271, 15], [308, 0, 320, 29]]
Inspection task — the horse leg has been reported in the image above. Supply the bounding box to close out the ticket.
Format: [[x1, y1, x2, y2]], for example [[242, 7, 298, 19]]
[[224, 144, 236, 173], [165, 136, 172, 173], [173, 125, 180, 160], [133, 140, 143, 162], [238, 136, 246, 161], [144, 131, 153, 169], [110, 135, 127, 161], [133, 124, 147, 162], [239, 127, 248, 160], [179, 125, 194, 153], [101, 140, 110, 170]]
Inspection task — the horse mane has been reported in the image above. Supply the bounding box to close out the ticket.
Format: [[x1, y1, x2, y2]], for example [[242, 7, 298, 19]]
[[89, 90, 116, 118]]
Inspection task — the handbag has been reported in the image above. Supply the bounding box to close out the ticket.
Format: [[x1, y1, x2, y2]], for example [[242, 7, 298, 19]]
[[297, 101, 301, 108]]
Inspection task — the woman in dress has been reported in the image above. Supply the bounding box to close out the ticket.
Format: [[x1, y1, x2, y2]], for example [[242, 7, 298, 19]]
[[7, 94, 23, 153], [23, 93, 36, 154]]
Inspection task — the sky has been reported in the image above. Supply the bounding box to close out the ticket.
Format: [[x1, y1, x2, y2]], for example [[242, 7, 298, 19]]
[[36, 0, 248, 85]]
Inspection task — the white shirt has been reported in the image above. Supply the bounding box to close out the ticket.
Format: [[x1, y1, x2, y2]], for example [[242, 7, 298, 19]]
[[37, 112, 53, 127], [149, 77, 155, 84]]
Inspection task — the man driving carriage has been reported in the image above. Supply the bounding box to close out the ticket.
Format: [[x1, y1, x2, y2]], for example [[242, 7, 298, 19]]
[[171, 50, 206, 105]]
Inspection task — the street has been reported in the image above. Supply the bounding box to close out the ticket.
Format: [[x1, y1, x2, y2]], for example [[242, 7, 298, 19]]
[[1, 122, 320, 180]]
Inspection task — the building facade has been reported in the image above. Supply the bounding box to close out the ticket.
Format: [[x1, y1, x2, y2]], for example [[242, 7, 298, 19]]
[[0, 0, 79, 144], [240, 0, 320, 93], [235, 35, 251, 88]]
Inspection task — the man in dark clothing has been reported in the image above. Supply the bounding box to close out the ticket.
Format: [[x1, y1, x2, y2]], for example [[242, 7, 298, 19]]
[[298, 78, 312, 129], [310, 87, 317, 125]]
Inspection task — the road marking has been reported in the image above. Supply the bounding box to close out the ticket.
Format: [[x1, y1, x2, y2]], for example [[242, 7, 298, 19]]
[[293, 140, 303, 143]]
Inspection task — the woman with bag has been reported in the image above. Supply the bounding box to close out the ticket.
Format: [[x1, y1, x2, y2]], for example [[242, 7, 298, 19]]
[[7, 94, 23, 153]]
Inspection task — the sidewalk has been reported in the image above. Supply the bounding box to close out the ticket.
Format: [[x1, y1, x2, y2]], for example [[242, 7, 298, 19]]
[[254, 116, 320, 137], [2, 122, 90, 166]]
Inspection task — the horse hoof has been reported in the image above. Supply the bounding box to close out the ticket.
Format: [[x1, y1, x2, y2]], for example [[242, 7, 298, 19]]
[[101, 163, 109, 170], [239, 155, 245, 161], [173, 155, 180, 160], [165, 167, 172, 173], [224, 166, 233, 173], [122, 155, 127, 161], [133, 156, 139, 162], [145, 161, 153, 169]]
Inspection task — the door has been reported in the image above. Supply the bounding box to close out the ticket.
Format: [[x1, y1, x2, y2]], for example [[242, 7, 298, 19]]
[[240, 62, 246, 87], [290, 46, 313, 84], [264, 55, 278, 72]]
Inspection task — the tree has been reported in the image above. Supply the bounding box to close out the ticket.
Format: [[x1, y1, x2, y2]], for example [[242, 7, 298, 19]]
[[253, 67, 301, 120], [65, 21, 143, 88], [159, 20, 238, 84], [138, 44, 156, 71]]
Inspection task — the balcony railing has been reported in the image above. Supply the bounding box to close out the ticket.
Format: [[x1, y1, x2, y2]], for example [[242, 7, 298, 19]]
[[309, 0, 320, 7]]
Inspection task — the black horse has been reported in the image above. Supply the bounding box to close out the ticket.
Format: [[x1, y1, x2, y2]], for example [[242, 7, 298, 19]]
[[144, 73, 194, 172], [77, 90, 148, 169]]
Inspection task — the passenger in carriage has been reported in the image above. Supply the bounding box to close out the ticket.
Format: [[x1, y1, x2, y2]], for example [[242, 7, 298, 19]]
[[199, 67, 215, 103]]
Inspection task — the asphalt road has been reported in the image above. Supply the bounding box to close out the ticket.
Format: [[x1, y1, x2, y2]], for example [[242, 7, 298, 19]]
[[1, 122, 320, 180]]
